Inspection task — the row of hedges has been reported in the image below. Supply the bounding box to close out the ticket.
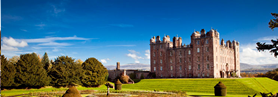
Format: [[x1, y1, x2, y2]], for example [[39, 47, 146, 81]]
[[1, 53, 108, 89]]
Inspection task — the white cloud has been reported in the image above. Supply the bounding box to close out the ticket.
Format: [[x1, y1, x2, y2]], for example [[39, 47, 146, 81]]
[[2, 37, 28, 47], [21, 29, 27, 32], [107, 45, 136, 47], [38, 42, 71, 46], [52, 48, 59, 52], [23, 35, 91, 43], [1, 44, 19, 51], [240, 43, 278, 65], [126, 50, 144, 63], [101, 58, 110, 64], [1, 37, 28, 51], [110, 24, 134, 28], [35, 23, 46, 29], [145, 49, 150, 59], [257, 36, 278, 41]]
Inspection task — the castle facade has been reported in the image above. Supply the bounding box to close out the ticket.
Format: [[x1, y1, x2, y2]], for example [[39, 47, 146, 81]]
[[150, 29, 240, 78]]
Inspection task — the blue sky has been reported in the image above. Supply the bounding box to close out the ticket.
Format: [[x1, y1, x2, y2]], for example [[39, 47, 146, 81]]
[[1, 0, 278, 66]]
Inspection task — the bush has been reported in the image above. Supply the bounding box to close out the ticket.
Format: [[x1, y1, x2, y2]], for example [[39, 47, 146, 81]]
[[49, 56, 83, 87], [81, 57, 108, 87], [62, 86, 82, 97], [120, 75, 129, 83], [114, 79, 122, 90]]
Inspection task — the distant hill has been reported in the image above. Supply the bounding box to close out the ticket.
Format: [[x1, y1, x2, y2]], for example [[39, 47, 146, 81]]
[[240, 63, 278, 70], [105, 63, 150, 71], [105, 63, 278, 72], [240, 63, 278, 73]]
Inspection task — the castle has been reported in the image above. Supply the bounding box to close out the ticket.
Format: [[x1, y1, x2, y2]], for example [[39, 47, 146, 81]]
[[150, 29, 240, 78]]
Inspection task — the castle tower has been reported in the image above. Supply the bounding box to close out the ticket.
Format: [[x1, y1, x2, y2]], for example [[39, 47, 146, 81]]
[[173, 37, 177, 48], [233, 40, 240, 77], [116, 62, 120, 70], [177, 37, 182, 48]]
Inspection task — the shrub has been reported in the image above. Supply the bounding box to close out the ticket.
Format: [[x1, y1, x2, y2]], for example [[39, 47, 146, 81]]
[[120, 75, 129, 83], [81, 57, 108, 87]]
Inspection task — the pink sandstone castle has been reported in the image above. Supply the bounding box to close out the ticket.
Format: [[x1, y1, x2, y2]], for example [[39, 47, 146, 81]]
[[150, 29, 240, 78]]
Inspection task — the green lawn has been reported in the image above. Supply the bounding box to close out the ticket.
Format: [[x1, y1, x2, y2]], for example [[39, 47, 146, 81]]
[[2, 77, 278, 96], [122, 77, 278, 95]]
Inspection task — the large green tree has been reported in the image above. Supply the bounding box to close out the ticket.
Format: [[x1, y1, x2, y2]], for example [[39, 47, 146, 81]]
[[81, 58, 108, 87], [49, 56, 83, 87], [1, 55, 16, 89], [14, 53, 50, 88], [41, 52, 52, 71]]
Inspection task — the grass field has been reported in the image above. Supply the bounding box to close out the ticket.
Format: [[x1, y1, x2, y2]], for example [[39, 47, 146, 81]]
[[122, 77, 278, 95], [2, 77, 278, 96]]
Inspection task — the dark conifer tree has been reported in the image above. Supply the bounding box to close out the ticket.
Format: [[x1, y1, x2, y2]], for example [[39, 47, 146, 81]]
[[1, 55, 16, 89], [42, 52, 51, 71], [14, 53, 50, 88], [81, 57, 108, 87], [49, 56, 83, 87]]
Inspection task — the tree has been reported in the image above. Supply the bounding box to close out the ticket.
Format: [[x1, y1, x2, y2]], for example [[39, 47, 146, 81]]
[[14, 53, 50, 88], [9, 56, 20, 65], [75, 59, 83, 65], [1, 55, 16, 89], [41, 52, 52, 71], [256, 13, 278, 57], [49, 56, 83, 87], [269, 13, 278, 30], [81, 57, 108, 87]]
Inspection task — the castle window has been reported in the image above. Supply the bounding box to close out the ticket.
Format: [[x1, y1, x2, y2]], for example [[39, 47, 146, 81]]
[[198, 64, 200, 70], [206, 47, 209, 52], [189, 74, 192, 77], [188, 50, 191, 54], [197, 57, 200, 62], [179, 65, 182, 70], [160, 45, 162, 48], [202, 73, 205, 77], [170, 52, 172, 56], [160, 51, 162, 56], [153, 52, 155, 56], [154, 67, 156, 71], [189, 57, 191, 62], [154, 60, 156, 64], [206, 39, 209, 44], [160, 66, 162, 70], [160, 60, 162, 64], [171, 66, 173, 70], [189, 65, 191, 70], [161, 74, 163, 77], [197, 40, 200, 45], [207, 64, 209, 69], [207, 56, 209, 61], [171, 74, 173, 77], [180, 74, 182, 77], [207, 73, 209, 77], [179, 51, 181, 56], [179, 58, 182, 63], [170, 59, 172, 63], [198, 74, 200, 77], [197, 48, 200, 53]]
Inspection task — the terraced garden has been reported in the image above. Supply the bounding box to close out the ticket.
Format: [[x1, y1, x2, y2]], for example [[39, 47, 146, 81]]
[[122, 77, 278, 95], [2, 77, 278, 96]]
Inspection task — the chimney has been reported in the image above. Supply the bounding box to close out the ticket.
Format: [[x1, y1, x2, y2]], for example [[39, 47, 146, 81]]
[[116, 62, 120, 70]]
